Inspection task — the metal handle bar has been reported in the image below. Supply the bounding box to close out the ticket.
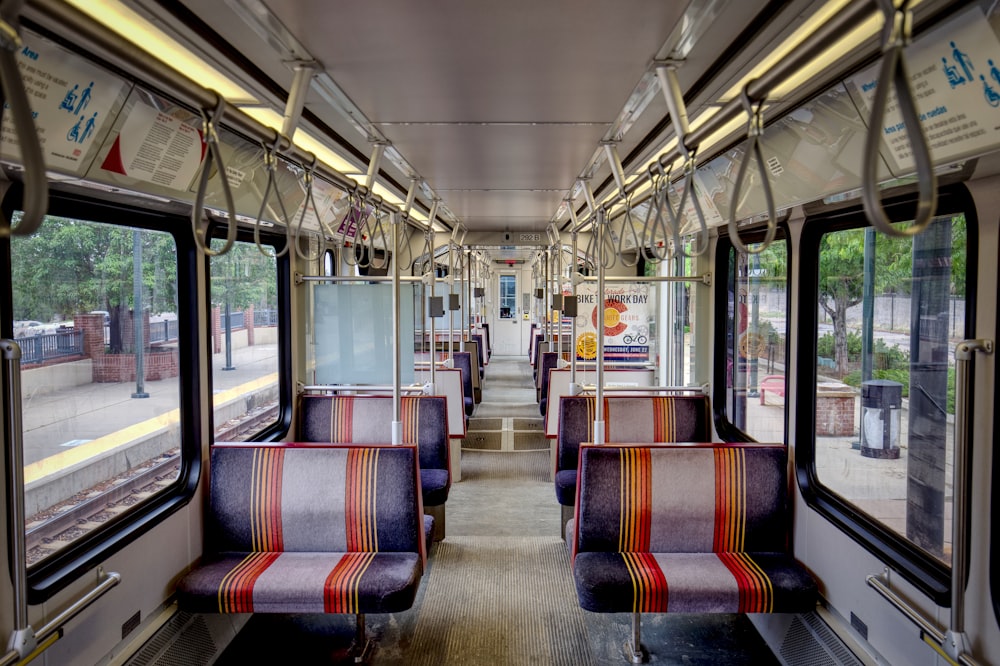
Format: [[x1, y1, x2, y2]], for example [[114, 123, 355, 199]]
[[191, 95, 238, 256], [861, 0, 937, 238], [0, 5, 48, 238]]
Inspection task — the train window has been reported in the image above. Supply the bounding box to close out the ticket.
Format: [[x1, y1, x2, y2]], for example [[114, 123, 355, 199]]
[[799, 187, 976, 602], [209, 241, 281, 441], [499, 274, 516, 318], [7, 214, 186, 571], [715, 229, 790, 442], [812, 216, 967, 566]]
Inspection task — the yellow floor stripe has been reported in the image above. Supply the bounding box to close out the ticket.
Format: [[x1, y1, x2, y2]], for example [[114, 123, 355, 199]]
[[24, 374, 278, 485]]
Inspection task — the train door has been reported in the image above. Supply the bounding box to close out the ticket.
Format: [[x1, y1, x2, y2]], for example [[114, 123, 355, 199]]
[[493, 271, 525, 355]]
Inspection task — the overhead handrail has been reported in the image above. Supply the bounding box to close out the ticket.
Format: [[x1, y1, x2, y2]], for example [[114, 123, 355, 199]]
[[191, 94, 237, 256], [252, 137, 293, 258], [292, 157, 324, 262], [728, 83, 777, 255], [0, 2, 48, 238], [861, 0, 937, 238], [616, 195, 641, 268], [673, 152, 710, 258]]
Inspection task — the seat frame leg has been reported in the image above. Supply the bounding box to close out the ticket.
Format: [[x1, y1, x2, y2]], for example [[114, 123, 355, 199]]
[[625, 612, 646, 664], [352, 613, 374, 663]]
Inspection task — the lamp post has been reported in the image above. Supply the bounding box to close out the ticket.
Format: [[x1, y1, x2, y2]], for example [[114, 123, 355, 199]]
[[131, 229, 148, 398], [223, 255, 236, 371]]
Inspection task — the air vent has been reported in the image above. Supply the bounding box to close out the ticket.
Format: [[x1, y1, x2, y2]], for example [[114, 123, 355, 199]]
[[124, 612, 218, 666], [778, 612, 864, 666]]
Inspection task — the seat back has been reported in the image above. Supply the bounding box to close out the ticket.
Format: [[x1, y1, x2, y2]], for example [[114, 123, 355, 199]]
[[557, 395, 711, 474], [297, 395, 450, 474], [208, 444, 423, 555], [574, 444, 788, 555]]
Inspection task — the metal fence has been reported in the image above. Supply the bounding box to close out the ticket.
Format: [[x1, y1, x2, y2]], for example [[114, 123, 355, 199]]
[[254, 309, 278, 327], [18, 330, 85, 365], [148, 320, 179, 344]]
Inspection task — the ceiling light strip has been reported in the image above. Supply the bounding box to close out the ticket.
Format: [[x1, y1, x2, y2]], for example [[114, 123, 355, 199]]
[[569, 0, 878, 231], [23, 0, 429, 228]]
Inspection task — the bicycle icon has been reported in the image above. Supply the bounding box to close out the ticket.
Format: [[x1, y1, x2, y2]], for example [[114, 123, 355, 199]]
[[622, 333, 647, 344]]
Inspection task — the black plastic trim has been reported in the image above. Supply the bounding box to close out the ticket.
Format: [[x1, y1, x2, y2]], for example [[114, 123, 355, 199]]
[[713, 223, 791, 444], [797, 184, 978, 607]]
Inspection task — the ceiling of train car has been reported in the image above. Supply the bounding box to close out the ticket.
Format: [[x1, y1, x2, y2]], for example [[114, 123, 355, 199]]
[[165, 0, 780, 233]]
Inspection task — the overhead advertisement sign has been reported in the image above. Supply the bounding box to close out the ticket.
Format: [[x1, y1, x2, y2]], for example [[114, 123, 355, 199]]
[[99, 94, 204, 190], [573, 282, 652, 362], [846, 6, 1000, 174], [1, 32, 130, 175]]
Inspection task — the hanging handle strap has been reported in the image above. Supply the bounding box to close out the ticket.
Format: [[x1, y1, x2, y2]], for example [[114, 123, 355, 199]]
[[192, 95, 237, 256], [291, 157, 323, 262], [673, 151, 710, 258], [252, 137, 291, 258], [862, 0, 937, 237], [728, 84, 778, 254], [0, 2, 47, 238], [617, 195, 641, 267]]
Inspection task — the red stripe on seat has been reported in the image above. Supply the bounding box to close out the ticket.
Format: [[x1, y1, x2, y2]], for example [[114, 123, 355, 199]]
[[717, 552, 773, 612], [217, 552, 281, 613], [331, 397, 354, 442], [324, 552, 376, 613], [346, 448, 379, 552], [250, 448, 283, 552], [713, 448, 746, 552], [619, 448, 651, 552], [400, 397, 419, 443], [622, 552, 668, 612]]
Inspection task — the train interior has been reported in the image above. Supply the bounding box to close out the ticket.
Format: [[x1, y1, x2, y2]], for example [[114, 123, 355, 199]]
[[1, 0, 999, 664]]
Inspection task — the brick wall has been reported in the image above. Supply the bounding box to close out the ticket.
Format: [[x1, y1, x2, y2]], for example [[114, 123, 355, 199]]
[[816, 394, 856, 436], [93, 349, 179, 382]]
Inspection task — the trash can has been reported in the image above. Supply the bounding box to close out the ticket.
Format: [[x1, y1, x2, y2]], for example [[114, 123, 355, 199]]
[[860, 379, 903, 459]]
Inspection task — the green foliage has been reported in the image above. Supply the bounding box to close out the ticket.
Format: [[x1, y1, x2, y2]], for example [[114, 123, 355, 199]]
[[11, 217, 177, 322], [209, 242, 278, 311], [817, 331, 862, 361]]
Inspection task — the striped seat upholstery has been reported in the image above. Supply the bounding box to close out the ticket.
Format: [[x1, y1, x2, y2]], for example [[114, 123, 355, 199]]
[[297, 395, 450, 506], [572, 444, 816, 614], [177, 444, 424, 615], [554, 395, 711, 506]]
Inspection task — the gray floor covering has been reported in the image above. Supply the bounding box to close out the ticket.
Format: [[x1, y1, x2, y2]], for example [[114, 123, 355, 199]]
[[216, 356, 779, 665]]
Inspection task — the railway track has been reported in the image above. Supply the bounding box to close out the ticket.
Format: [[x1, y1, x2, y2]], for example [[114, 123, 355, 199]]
[[24, 405, 278, 565], [25, 454, 181, 565]]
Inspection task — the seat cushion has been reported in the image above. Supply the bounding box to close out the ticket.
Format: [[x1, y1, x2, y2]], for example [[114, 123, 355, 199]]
[[554, 469, 577, 506], [573, 551, 817, 614], [420, 468, 450, 506], [178, 551, 422, 614]]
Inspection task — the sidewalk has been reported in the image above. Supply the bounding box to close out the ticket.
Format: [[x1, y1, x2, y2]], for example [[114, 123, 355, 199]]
[[20, 344, 278, 465]]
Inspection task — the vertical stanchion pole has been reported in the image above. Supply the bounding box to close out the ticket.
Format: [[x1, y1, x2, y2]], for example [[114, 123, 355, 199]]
[[391, 213, 402, 445], [428, 230, 436, 390], [3, 340, 36, 658], [570, 231, 579, 392], [594, 210, 606, 445], [132, 230, 149, 398]]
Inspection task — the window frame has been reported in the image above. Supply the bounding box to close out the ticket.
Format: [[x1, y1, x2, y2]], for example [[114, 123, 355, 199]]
[[1, 185, 202, 603], [713, 222, 792, 444], [796, 184, 978, 606], [206, 225, 293, 444]]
